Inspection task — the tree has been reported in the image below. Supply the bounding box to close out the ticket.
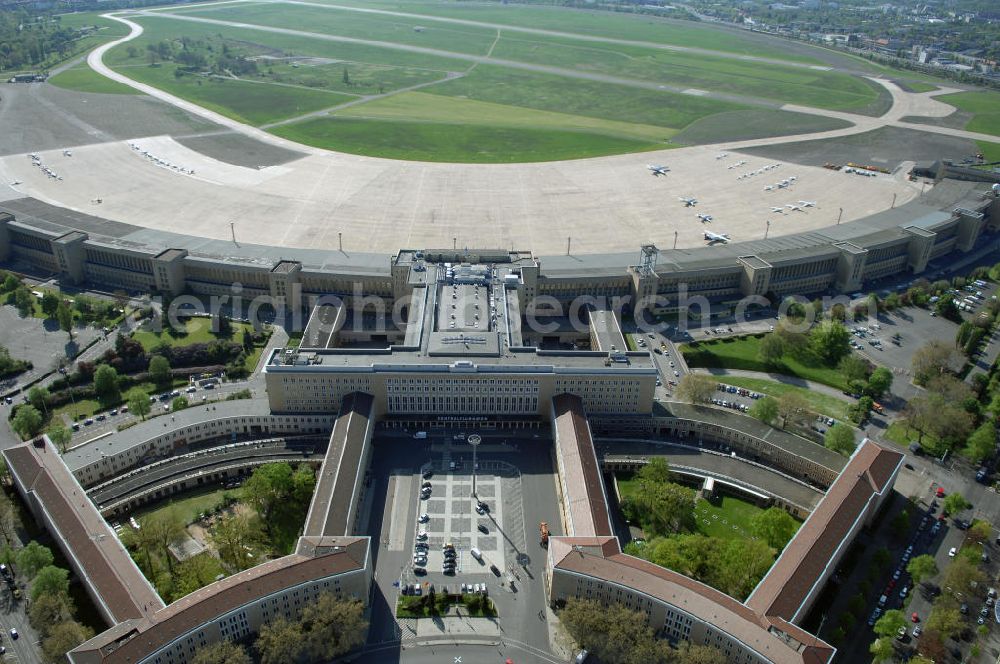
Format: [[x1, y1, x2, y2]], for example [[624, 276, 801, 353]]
[[12, 405, 43, 440], [41, 620, 93, 663], [866, 366, 893, 398], [942, 492, 971, 516], [57, 301, 74, 338], [243, 463, 294, 525], [93, 364, 120, 403], [869, 637, 894, 663], [144, 512, 185, 573], [126, 387, 152, 421], [211, 513, 264, 572], [17, 542, 54, 579], [40, 291, 60, 318], [300, 595, 367, 660], [29, 592, 74, 635], [341, 65, 350, 85], [906, 554, 938, 585], [926, 607, 964, 640], [256, 618, 306, 664], [148, 354, 171, 386], [174, 553, 224, 600], [824, 424, 857, 456], [776, 391, 809, 429], [964, 421, 996, 463], [47, 422, 72, 454], [890, 509, 910, 540], [675, 373, 716, 405], [809, 320, 850, 364], [1, 274, 18, 292], [872, 547, 891, 571], [171, 396, 189, 412], [968, 520, 992, 543], [28, 386, 49, 413], [192, 639, 252, 664], [14, 286, 33, 317], [621, 479, 696, 537], [873, 609, 906, 638], [749, 396, 779, 426], [558, 598, 673, 664], [757, 333, 784, 366], [912, 339, 961, 384], [636, 457, 672, 484], [838, 354, 870, 384], [749, 507, 798, 550], [242, 328, 254, 353], [31, 565, 69, 601]]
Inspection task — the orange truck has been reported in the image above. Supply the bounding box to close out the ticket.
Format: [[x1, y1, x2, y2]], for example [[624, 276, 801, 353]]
[[540, 522, 549, 547]]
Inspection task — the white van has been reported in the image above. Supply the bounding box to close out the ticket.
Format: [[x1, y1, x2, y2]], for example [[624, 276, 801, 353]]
[[470, 547, 483, 562]]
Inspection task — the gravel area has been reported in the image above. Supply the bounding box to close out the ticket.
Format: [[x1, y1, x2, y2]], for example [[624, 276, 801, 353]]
[[740, 125, 981, 170], [175, 131, 306, 169], [0, 82, 219, 156]]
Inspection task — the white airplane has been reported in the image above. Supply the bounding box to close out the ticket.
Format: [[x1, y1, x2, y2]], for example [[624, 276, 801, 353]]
[[63, 150, 72, 157], [777, 182, 789, 189], [647, 164, 670, 176], [715, 153, 728, 160], [770, 206, 784, 213], [697, 213, 714, 223], [789, 176, 797, 181], [678, 197, 698, 207], [704, 231, 730, 244], [9, 181, 21, 186], [799, 201, 816, 208], [786, 203, 803, 212], [764, 185, 774, 191]]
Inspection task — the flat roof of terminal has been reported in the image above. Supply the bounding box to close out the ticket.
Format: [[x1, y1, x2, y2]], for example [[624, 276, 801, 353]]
[[63, 399, 275, 472], [266, 348, 658, 372]]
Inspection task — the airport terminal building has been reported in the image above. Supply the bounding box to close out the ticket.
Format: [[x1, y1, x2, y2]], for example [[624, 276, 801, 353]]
[[0, 183, 984, 663], [0, 179, 995, 321]]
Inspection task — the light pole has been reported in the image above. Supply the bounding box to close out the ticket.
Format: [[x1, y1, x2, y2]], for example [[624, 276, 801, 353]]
[[468, 433, 481, 498]]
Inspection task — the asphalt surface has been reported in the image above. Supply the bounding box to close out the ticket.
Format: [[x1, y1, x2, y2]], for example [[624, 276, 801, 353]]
[[363, 434, 563, 662]]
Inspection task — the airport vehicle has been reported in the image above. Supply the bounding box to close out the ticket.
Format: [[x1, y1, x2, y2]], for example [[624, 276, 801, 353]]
[[414, 431, 427, 439], [704, 231, 731, 244], [697, 213, 713, 223], [647, 164, 670, 176], [678, 197, 697, 207], [540, 522, 550, 547]]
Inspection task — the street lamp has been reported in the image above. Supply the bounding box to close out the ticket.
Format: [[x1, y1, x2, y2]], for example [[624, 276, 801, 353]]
[[468, 434, 482, 498]]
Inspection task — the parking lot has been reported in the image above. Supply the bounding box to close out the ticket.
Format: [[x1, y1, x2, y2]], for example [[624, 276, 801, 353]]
[[411, 458, 517, 579]]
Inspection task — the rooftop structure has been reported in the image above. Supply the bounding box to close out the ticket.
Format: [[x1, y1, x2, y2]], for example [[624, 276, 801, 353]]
[[551, 394, 614, 538]]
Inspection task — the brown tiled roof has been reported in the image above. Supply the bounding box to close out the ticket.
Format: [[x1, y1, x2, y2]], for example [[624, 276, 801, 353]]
[[746, 439, 902, 623], [3, 439, 163, 625], [303, 392, 374, 537], [70, 537, 368, 664], [552, 394, 613, 537], [552, 539, 833, 664]]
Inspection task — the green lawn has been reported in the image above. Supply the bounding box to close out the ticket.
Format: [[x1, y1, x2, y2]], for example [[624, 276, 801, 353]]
[[976, 141, 1000, 162], [936, 90, 1000, 137], [336, 90, 672, 141], [272, 117, 664, 162], [166, 2, 877, 113], [134, 487, 241, 526], [680, 336, 849, 391], [884, 421, 940, 451], [48, 64, 140, 95], [617, 475, 777, 541], [52, 398, 102, 424], [132, 318, 255, 351], [253, 0, 826, 63], [712, 375, 852, 422], [903, 81, 938, 93]]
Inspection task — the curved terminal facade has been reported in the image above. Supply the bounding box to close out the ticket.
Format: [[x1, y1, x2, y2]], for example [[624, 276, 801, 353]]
[[0, 182, 987, 663]]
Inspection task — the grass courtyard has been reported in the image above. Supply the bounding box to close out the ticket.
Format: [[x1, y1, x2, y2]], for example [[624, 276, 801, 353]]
[[712, 376, 852, 422], [680, 335, 849, 391], [132, 318, 255, 351]]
